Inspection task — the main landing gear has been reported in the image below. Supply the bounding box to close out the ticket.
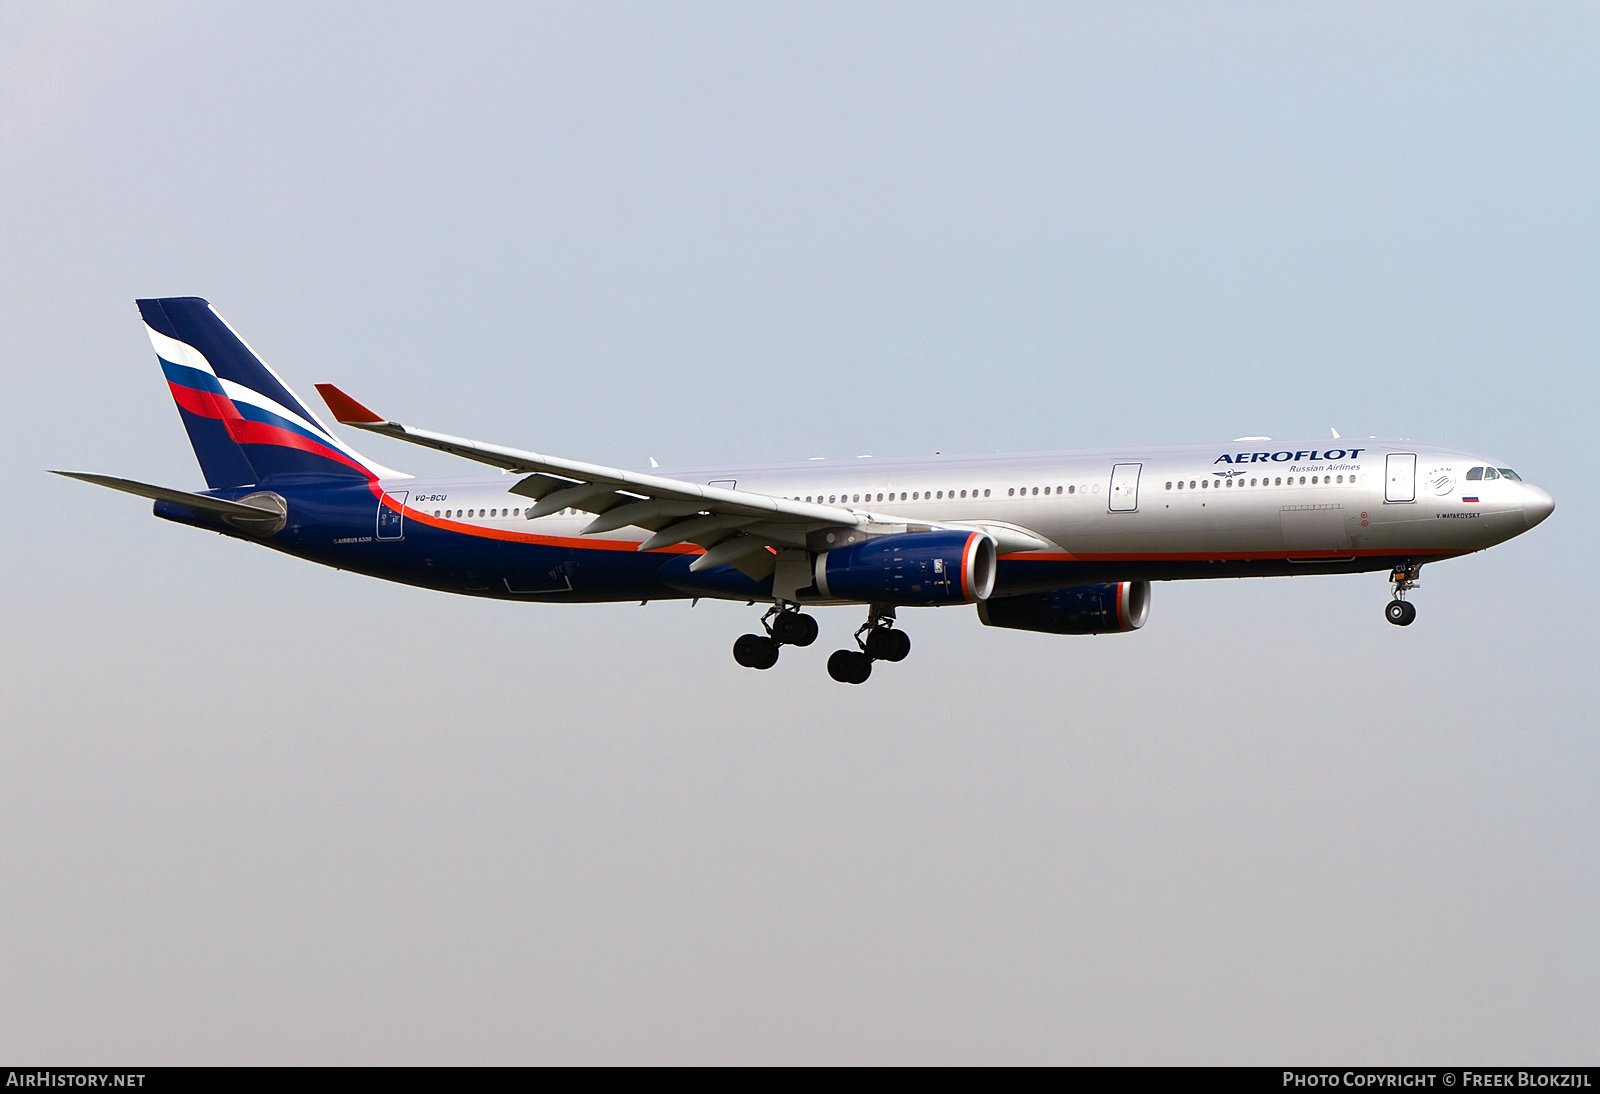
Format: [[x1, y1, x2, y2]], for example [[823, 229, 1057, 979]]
[[732, 604, 819, 670], [827, 605, 911, 685], [1385, 563, 1421, 626]]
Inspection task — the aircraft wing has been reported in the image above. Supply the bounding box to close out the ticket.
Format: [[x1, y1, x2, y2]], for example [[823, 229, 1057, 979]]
[[315, 384, 876, 577]]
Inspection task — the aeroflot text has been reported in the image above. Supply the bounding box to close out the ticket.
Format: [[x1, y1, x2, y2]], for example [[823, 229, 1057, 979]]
[[1217, 449, 1365, 464]]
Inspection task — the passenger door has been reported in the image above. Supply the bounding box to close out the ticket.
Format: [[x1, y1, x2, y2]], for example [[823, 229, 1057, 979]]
[[1384, 453, 1416, 503], [1108, 463, 1142, 512], [376, 490, 408, 539]]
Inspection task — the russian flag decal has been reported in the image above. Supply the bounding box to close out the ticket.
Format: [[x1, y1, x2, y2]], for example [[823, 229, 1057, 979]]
[[1462, 496, 1479, 503]]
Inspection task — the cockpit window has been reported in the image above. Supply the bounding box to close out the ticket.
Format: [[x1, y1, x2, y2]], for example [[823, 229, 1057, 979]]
[[1483, 467, 1500, 480], [1498, 468, 1521, 481], [1465, 467, 1484, 480]]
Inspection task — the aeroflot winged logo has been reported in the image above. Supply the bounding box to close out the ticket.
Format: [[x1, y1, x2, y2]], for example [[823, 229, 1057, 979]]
[[1215, 448, 1365, 464]]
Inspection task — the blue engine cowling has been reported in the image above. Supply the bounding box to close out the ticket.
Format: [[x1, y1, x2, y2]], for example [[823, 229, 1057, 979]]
[[814, 530, 996, 606], [976, 581, 1150, 634]]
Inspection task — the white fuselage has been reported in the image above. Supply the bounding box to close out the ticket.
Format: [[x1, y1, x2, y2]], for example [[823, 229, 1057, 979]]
[[392, 439, 1553, 571]]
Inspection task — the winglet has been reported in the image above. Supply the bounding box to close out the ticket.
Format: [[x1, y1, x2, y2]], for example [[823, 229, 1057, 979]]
[[314, 383, 385, 424]]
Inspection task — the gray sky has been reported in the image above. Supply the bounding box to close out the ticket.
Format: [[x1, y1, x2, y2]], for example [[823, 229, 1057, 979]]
[[2, 1, 1595, 1064]]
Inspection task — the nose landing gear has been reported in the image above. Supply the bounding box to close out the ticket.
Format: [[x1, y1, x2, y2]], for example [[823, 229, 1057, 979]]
[[732, 603, 819, 670], [827, 605, 911, 684], [1385, 563, 1421, 626], [1384, 599, 1417, 626]]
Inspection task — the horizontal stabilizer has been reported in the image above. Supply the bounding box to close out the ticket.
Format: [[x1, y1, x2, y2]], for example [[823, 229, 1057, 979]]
[[49, 471, 285, 518]]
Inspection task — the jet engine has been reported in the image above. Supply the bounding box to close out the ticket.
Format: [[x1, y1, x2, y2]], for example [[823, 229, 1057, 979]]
[[814, 530, 996, 606], [976, 581, 1150, 634]]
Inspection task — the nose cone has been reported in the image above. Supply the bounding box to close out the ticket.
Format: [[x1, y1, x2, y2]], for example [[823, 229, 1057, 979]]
[[1522, 486, 1555, 530]]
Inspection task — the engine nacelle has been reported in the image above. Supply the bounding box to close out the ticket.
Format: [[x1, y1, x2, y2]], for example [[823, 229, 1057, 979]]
[[814, 530, 996, 606], [976, 581, 1150, 634]]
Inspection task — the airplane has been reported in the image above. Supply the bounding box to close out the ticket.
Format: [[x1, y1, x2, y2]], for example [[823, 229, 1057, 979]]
[[55, 297, 1555, 684]]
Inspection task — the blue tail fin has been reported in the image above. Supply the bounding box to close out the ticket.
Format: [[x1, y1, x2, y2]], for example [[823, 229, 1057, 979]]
[[137, 297, 401, 487]]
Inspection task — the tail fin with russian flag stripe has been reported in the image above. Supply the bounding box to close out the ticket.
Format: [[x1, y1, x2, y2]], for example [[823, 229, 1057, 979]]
[[137, 297, 405, 487]]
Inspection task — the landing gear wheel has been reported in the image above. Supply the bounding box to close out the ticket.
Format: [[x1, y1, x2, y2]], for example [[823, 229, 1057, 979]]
[[864, 627, 911, 662], [1385, 600, 1416, 626], [771, 611, 819, 647], [827, 649, 873, 684], [733, 633, 781, 669]]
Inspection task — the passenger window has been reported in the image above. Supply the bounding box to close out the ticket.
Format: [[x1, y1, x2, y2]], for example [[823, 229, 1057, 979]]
[[983, 489, 990, 497], [1068, 485, 1075, 494], [1166, 481, 1173, 490], [1465, 467, 1484, 480], [1201, 480, 1208, 489], [1032, 487, 1039, 495], [1498, 468, 1521, 481], [1008, 488, 1015, 496], [936, 491, 943, 499]]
